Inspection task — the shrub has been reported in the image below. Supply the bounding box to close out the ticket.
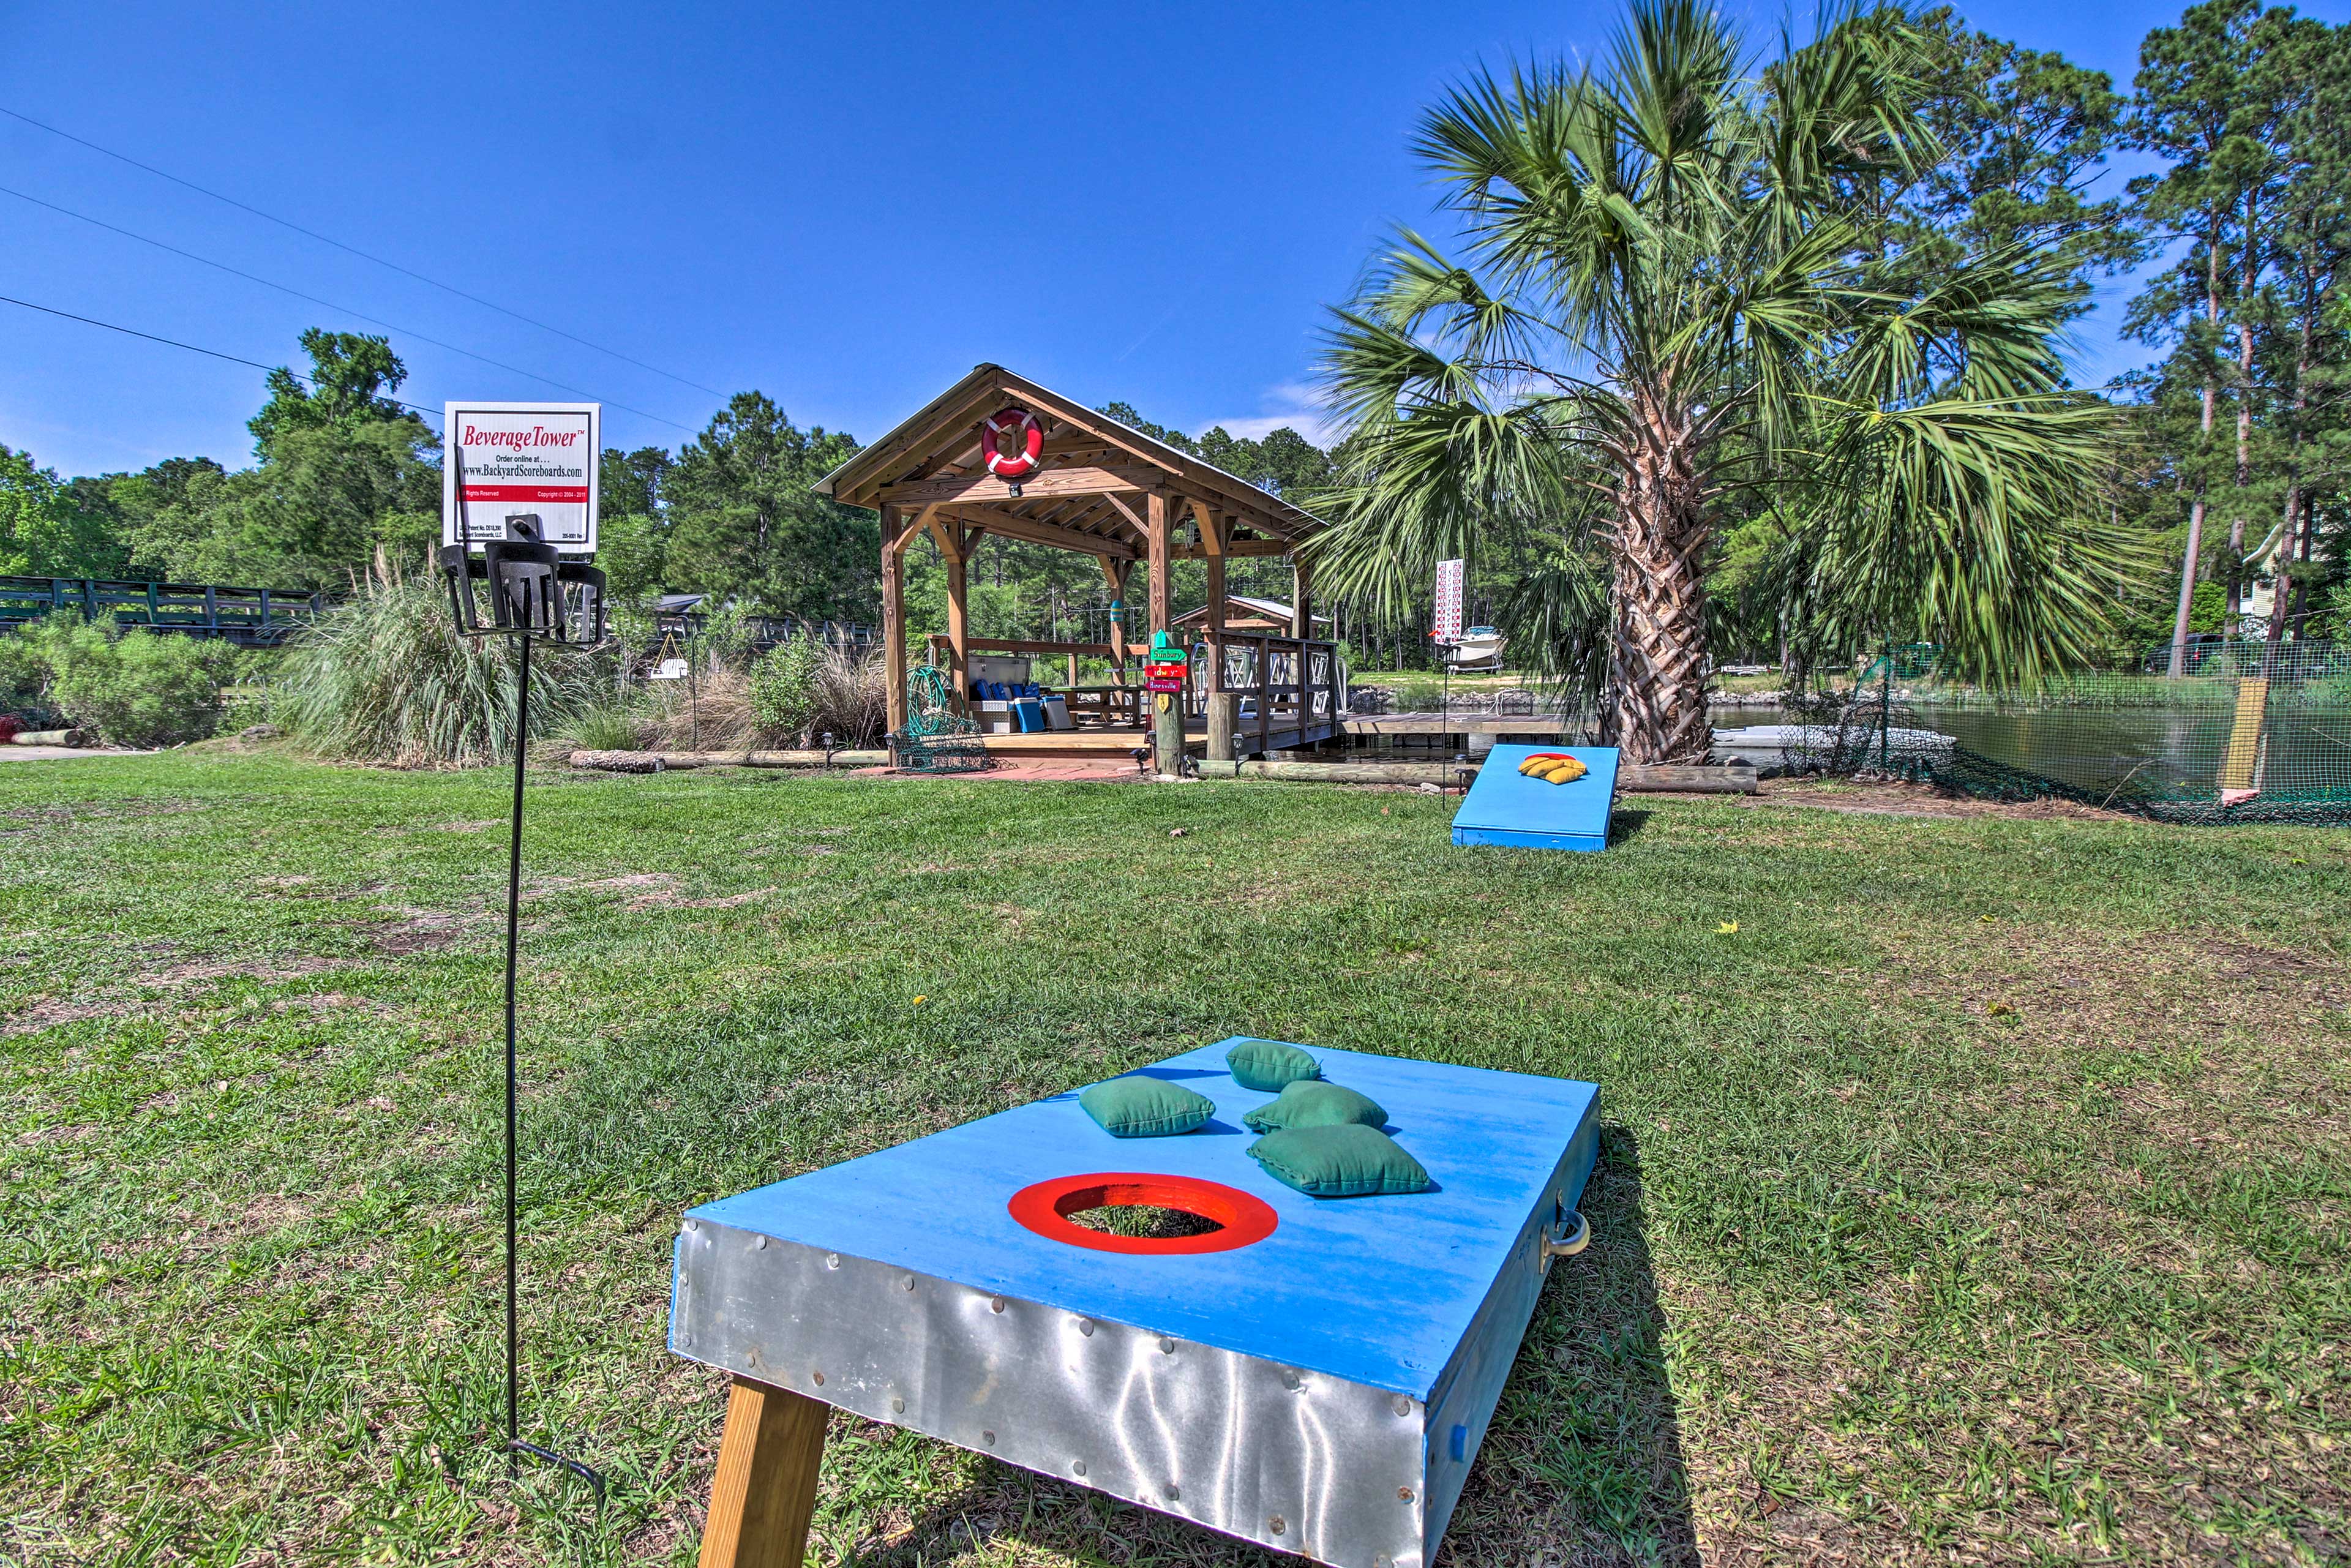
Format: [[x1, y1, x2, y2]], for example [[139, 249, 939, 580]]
[[749, 636, 823, 741], [692, 602, 759, 672], [272, 574, 609, 766], [32, 618, 242, 747], [637, 666, 756, 751], [0, 632, 48, 721], [631, 639, 885, 751]]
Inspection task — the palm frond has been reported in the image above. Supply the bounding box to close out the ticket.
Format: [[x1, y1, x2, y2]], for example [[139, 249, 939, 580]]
[[1495, 550, 1612, 713], [1798, 397, 2145, 685]]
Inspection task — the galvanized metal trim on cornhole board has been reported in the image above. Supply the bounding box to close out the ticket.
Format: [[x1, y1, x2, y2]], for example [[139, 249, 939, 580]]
[[669, 1040, 1600, 1568], [1451, 744, 1622, 853]]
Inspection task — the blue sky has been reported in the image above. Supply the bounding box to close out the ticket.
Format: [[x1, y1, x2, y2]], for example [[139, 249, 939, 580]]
[[5, 0, 2346, 479]]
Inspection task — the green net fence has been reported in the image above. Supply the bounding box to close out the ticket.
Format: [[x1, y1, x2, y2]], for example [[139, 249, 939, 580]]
[[1760, 641, 2351, 824]]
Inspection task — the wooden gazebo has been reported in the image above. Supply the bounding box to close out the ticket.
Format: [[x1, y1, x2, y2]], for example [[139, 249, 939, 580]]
[[815, 364, 1343, 761]]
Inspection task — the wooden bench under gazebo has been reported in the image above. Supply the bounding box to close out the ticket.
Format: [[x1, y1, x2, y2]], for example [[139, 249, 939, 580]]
[[814, 364, 1342, 763]]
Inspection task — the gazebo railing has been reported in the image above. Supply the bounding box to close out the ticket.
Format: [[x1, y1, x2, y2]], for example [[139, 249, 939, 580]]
[[912, 629, 1345, 752], [1190, 631, 1344, 756]]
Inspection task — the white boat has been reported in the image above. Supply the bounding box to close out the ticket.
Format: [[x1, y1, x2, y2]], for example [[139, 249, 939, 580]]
[[1712, 722, 1954, 773], [1444, 626, 1507, 671]]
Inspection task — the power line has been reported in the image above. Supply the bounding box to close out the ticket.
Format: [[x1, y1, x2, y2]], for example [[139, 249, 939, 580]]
[[0, 183, 696, 433], [0, 103, 727, 400], [0, 291, 445, 422]]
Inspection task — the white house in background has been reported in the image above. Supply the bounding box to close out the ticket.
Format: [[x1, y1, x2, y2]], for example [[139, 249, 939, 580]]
[[1172, 595, 1333, 635]]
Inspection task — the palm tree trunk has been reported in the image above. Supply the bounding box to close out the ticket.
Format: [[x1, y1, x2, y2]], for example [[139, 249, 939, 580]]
[[1607, 405, 1712, 763]]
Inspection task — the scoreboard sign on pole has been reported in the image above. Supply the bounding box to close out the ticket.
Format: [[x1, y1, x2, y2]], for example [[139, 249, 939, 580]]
[[1433, 557, 1466, 645], [443, 402, 601, 554]]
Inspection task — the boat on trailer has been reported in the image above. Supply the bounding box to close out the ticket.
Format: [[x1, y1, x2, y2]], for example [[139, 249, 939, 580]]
[[1445, 626, 1507, 671]]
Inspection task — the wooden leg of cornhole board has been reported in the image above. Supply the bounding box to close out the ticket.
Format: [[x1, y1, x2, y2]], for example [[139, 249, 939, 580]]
[[698, 1376, 827, 1568]]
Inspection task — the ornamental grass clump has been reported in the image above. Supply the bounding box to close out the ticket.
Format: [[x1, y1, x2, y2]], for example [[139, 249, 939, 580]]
[[272, 571, 607, 766], [808, 643, 888, 747]]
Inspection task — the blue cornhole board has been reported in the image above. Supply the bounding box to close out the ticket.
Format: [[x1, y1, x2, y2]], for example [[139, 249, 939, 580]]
[[1451, 743, 1621, 853], [669, 1040, 1600, 1568]]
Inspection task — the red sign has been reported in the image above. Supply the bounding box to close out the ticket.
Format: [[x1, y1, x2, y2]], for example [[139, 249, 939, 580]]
[[461, 485, 592, 503]]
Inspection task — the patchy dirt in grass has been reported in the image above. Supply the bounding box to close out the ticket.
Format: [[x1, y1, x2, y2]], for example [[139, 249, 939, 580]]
[[152, 958, 351, 986], [1, 797, 211, 823], [0, 996, 137, 1036], [1, 957, 361, 1034], [358, 909, 486, 955], [546, 872, 678, 896], [1872, 924, 2349, 1057], [514, 871, 778, 912], [1745, 777, 2128, 820], [661, 887, 776, 910], [261, 992, 380, 1016], [252, 879, 389, 901]]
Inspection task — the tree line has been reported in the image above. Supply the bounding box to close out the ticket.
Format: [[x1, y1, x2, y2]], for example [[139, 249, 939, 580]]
[[2, 0, 2344, 695], [0, 331, 1344, 643], [0, 329, 883, 624]]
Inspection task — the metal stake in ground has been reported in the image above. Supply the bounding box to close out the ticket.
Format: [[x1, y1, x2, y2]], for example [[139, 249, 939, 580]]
[[444, 549, 610, 1499], [438, 399, 609, 1498]]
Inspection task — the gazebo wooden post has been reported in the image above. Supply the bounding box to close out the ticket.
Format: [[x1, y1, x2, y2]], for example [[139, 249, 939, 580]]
[[1147, 492, 1182, 770], [1146, 493, 1174, 636], [1201, 503, 1235, 762], [880, 504, 907, 748], [1100, 557, 1132, 702], [1291, 552, 1316, 739], [943, 520, 970, 711]]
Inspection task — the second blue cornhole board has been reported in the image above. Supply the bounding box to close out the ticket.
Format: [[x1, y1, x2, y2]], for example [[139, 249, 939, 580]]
[[1452, 744, 1621, 853]]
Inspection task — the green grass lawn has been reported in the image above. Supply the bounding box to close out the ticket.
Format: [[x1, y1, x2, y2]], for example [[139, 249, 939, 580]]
[[3, 751, 2345, 1567]]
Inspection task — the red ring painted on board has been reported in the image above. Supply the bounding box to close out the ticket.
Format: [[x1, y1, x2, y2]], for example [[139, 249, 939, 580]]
[[1008, 1172, 1278, 1255]]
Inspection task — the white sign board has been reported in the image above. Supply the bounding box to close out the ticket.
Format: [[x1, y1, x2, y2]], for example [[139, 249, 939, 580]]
[[651, 656, 690, 681], [443, 402, 601, 553], [1433, 558, 1466, 645]]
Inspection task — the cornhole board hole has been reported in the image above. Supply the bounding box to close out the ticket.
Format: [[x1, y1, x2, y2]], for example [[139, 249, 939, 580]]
[[670, 1039, 1600, 1568], [1452, 744, 1621, 853]]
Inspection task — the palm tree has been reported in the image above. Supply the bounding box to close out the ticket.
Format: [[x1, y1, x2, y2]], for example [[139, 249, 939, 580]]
[[1311, 0, 2137, 762]]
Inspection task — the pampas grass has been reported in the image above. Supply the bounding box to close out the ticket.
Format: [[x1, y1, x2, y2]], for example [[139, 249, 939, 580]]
[[806, 641, 888, 746], [273, 571, 609, 767], [631, 640, 887, 751]]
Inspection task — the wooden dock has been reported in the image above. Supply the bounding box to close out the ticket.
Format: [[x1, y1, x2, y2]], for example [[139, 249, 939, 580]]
[[1338, 712, 1579, 736], [968, 709, 1563, 760], [979, 718, 1341, 759]]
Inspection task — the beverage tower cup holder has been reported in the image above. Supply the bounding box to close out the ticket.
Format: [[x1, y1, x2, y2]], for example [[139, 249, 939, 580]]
[[438, 539, 607, 643]]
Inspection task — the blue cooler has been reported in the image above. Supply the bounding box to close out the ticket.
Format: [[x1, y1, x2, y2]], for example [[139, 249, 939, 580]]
[[1009, 697, 1046, 733]]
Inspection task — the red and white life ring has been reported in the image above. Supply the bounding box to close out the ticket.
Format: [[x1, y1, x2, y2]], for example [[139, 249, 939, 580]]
[[982, 407, 1043, 479]]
